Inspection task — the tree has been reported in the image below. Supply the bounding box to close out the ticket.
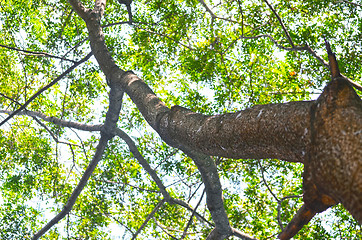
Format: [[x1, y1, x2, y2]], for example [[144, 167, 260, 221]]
[[0, 0, 361, 239]]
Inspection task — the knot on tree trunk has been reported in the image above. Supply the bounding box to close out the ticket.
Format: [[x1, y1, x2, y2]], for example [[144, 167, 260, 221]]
[[304, 77, 362, 222], [279, 77, 362, 240]]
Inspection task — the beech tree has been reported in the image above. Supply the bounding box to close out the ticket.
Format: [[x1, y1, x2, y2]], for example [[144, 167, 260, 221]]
[[0, 0, 361, 239]]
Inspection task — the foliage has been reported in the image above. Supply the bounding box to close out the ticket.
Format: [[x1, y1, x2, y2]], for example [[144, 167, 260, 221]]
[[0, 0, 361, 239]]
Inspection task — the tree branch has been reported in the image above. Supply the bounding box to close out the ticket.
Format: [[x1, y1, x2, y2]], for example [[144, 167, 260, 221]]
[[239, 34, 303, 51], [278, 204, 316, 240], [114, 128, 170, 200], [31, 116, 80, 146], [197, 0, 245, 24], [31, 71, 124, 239], [180, 190, 206, 239], [197, 0, 216, 19], [277, 195, 302, 231], [170, 198, 214, 227], [232, 228, 259, 240], [0, 109, 102, 131], [152, 217, 178, 239], [131, 199, 166, 240], [258, 160, 279, 202], [31, 133, 110, 240], [300, 45, 362, 91], [340, 0, 362, 7], [68, 5, 361, 240], [133, 25, 195, 50], [67, 0, 90, 20], [263, 0, 295, 47], [0, 52, 93, 127], [183, 149, 232, 239], [0, 44, 77, 63]]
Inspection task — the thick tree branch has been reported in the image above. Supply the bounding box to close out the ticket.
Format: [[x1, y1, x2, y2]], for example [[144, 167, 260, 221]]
[[112, 71, 313, 163], [67, 0, 90, 20], [277, 195, 302, 231], [114, 128, 170, 199], [32, 75, 124, 239], [278, 204, 316, 240], [69, 3, 362, 239], [183, 149, 232, 239], [0, 52, 93, 127], [76, 7, 311, 238], [162, 103, 312, 162], [31, 133, 109, 240]]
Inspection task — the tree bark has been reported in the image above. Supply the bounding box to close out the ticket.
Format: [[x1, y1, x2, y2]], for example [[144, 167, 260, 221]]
[[70, 1, 362, 238], [304, 77, 362, 223]]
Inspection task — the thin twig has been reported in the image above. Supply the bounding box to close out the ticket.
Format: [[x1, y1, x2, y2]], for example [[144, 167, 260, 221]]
[[187, 182, 203, 203], [165, 172, 199, 188], [180, 190, 206, 239], [257, 160, 303, 231], [0, 93, 80, 146], [62, 37, 89, 58], [0, 52, 93, 127], [132, 199, 166, 240], [258, 160, 279, 202], [263, 0, 295, 47], [102, 20, 161, 28], [170, 198, 214, 227], [197, 0, 244, 24], [0, 44, 77, 63], [340, 0, 362, 7], [197, 0, 216, 18], [69, 128, 91, 162], [101, 179, 161, 193], [241, 34, 304, 51], [32, 117, 80, 147], [152, 217, 179, 239], [133, 25, 194, 50], [222, 21, 271, 54], [106, 213, 135, 236]]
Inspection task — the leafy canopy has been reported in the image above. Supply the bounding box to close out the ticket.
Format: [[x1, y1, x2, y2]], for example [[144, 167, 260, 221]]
[[0, 0, 361, 239]]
